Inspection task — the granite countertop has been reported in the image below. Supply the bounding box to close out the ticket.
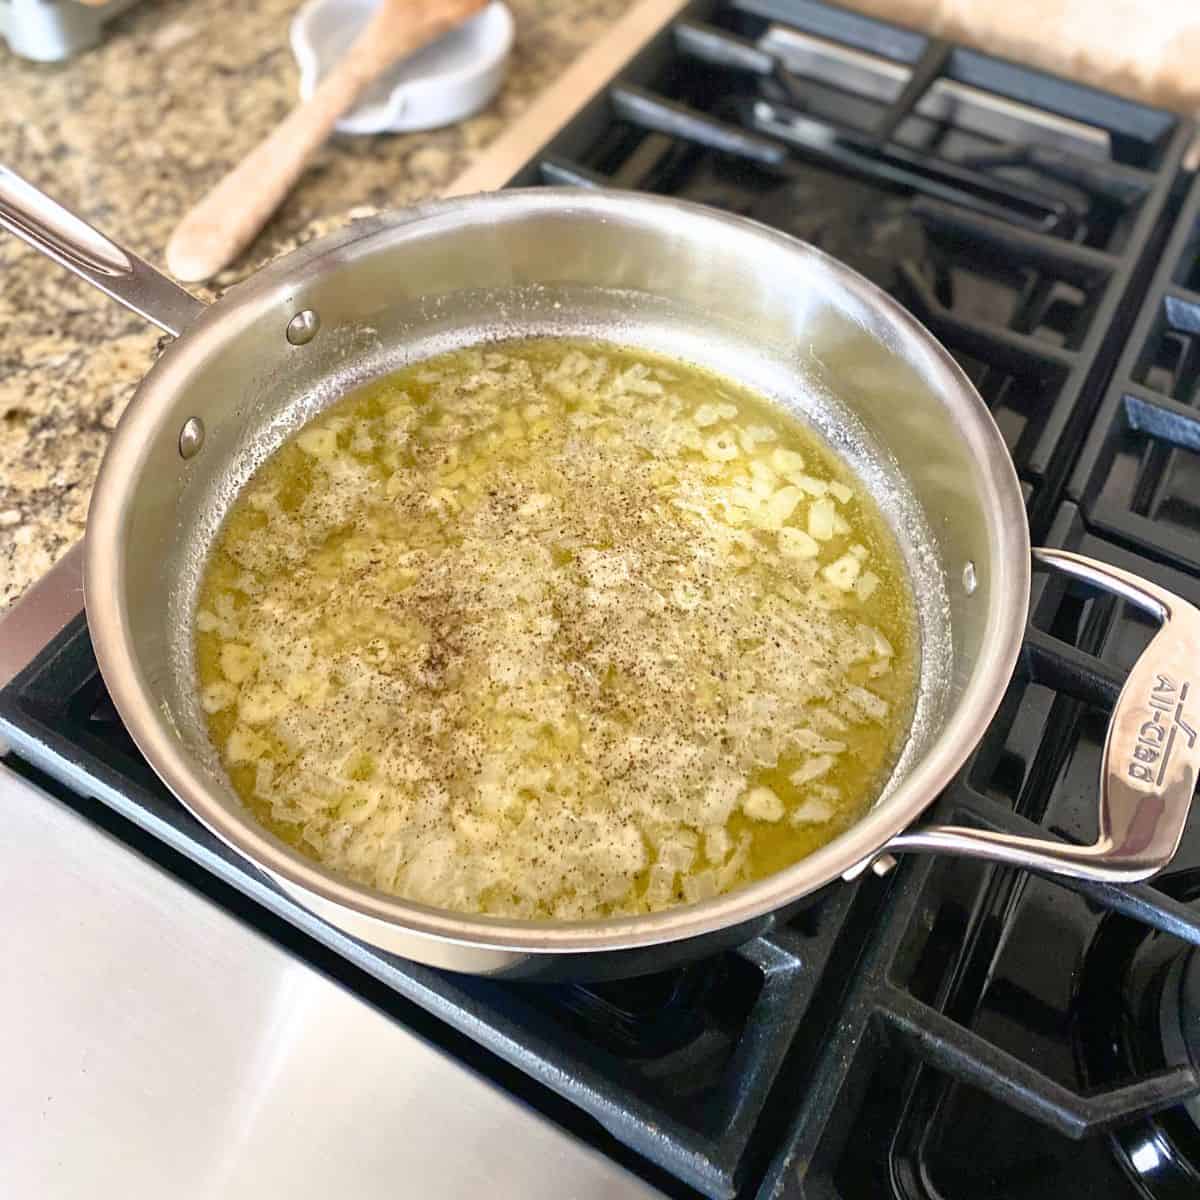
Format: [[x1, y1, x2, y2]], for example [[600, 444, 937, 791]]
[[0, 0, 632, 610]]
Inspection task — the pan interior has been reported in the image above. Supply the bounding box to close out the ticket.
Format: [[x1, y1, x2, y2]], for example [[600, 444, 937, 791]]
[[93, 193, 1022, 942], [169, 286, 949, 834]]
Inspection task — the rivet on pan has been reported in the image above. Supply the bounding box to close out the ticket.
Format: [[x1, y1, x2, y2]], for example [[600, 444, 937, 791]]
[[871, 853, 898, 878], [286, 309, 320, 345], [963, 561, 978, 595], [179, 417, 205, 459]]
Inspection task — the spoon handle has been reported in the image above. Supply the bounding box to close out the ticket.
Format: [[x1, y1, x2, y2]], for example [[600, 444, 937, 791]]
[[166, 0, 486, 283]]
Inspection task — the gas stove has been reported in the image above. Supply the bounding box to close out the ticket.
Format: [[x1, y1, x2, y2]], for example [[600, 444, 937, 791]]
[[3, 2, 1200, 1197]]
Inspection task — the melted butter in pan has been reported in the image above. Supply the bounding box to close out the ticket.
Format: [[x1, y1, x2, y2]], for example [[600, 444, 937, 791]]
[[195, 339, 916, 920]]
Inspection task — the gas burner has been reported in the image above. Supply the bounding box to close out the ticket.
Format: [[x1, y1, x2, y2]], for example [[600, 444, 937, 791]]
[[1075, 869, 1200, 1198], [534, 963, 713, 1059], [748, 172, 927, 294]]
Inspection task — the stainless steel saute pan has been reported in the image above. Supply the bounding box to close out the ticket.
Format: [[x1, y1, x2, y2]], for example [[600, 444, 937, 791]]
[[3, 167, 1198, 980]]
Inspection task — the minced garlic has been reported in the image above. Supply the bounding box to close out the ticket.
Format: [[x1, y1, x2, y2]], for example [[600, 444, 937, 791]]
[[195, 339, 915, 919]]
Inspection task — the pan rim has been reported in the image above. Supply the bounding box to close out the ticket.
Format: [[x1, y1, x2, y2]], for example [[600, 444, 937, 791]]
[[85, 188, 1030, 956]]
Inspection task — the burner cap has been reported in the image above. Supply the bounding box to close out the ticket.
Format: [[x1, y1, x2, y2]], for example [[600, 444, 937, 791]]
[[1160, 949, 1200, 1127]]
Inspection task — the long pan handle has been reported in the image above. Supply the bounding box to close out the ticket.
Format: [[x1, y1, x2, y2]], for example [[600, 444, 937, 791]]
[[0, 166, 205, 338]]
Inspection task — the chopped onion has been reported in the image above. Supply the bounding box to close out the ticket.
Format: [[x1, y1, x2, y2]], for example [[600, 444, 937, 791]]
[[717, 834, 754, 890], [658, 835, 697, 873], [764, 485, 804, 529], [844, 685, 889, 723], [808, 497, 836, 540], [200, 681, 237, 714], [197, 339, 912, 921], [790, 796, 835, 825], [220, 642, 259, 683], [297, 428, 338, 458], [739, 423, 775, 447], [682, 870, 718, 903], [771, 447, 806, 474], [822, 553, 862, 591], [226, 725, 269, 764], [791, 474, 830, 498], [196, 608, 234, 637], [809, 706, 849, 735], [750, 474, 776, 501], [646, 862, 677, 906], [742, 785, 785, 822], [778, 526, 820, 559], [247, 488, 279, 513], [854, 571, 880, 602], [703, 431, 740, 461], [704, 826, 731, 864], [728, 485, 760, 513], [790, 754, 835, 785], [238, 683, 288, 725], [791, 729, 846, 754]]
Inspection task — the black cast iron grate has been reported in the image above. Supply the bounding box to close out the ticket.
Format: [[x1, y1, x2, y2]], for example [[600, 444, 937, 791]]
[[507, 0, 1191, 538], [1069, 170, 1200, 574]]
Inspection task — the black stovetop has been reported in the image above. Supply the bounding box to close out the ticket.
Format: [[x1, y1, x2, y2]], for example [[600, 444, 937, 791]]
[[4, 3, 1200, 1197]]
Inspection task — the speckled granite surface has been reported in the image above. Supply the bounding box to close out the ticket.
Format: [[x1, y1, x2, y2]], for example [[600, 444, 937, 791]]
[[0, 0, 632, 609]]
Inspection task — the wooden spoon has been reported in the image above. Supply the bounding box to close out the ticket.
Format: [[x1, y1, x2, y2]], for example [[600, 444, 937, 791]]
[[165, 0, 488, 283]]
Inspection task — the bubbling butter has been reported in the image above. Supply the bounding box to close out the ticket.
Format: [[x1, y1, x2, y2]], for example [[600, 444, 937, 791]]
[[195, 339, 916, 919]]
